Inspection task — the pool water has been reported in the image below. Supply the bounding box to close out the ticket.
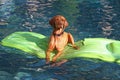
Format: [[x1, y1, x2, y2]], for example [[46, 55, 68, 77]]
[[0, 0, 120, 80]]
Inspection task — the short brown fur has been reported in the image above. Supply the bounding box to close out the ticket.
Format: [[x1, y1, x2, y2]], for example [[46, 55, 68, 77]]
[[46, 15, 79, 64]]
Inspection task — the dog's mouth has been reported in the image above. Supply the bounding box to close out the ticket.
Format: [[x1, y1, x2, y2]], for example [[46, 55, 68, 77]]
[[53, 25, 64, 36]]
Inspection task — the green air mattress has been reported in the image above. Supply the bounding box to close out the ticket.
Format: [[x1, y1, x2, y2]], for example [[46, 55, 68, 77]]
[[1, 32, 120, 63]]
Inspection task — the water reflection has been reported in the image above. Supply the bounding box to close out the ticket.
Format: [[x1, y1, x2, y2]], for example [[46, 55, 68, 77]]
[[0, 0, 120, 40], [77, 0, 120, 39]]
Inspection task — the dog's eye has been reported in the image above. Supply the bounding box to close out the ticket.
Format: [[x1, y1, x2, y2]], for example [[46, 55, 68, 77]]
[[62, 19, 65, 21], [56, 18, 59, 20]]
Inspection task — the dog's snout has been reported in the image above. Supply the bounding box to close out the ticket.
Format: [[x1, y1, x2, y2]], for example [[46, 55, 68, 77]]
[[58, 21, 63, 25]]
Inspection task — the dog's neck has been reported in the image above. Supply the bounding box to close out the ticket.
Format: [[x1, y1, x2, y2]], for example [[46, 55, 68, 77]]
[[53, 31, 64, 36], [53, 28, 64, 36]]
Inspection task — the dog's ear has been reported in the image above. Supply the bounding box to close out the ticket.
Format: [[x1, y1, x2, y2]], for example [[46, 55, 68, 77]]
[[49, 17, 55, 27], [64, 19, 68, 28]]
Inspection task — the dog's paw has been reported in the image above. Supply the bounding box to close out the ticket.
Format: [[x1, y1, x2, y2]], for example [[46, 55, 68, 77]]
[[73, 45, 80, 50]]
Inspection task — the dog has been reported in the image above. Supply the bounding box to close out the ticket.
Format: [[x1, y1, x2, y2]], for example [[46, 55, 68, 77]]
[[46, 15, 79, 65]]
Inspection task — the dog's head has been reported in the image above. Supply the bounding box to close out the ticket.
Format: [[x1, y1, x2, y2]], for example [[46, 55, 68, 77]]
[[49, 15, 68, 29]]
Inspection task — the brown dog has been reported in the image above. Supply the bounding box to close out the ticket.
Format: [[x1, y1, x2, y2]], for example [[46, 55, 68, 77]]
[[46, 15, 79, 64]]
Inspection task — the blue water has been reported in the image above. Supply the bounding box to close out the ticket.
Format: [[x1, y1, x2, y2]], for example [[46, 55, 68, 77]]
[[0, 0, 120, 80]]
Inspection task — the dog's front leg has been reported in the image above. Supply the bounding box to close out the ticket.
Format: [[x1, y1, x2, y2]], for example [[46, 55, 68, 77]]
[[52, 51, 63, 62], [68, 33, 79, 49], [46, 50, 52, 64], [46, 35, 55, 64]]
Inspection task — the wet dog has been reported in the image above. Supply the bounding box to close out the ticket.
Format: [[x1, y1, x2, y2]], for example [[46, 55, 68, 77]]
[[46, 15, 79, 65]]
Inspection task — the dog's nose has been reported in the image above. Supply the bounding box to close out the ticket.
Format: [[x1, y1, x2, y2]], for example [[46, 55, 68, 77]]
[[58, 23, 62, 25], [58, 21, 63, 25]]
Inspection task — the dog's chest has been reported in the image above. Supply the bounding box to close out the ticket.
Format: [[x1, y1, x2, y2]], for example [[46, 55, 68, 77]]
[[54, 33, 68, 47]]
